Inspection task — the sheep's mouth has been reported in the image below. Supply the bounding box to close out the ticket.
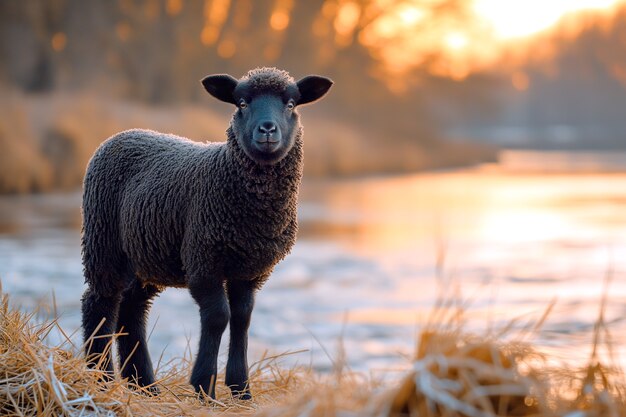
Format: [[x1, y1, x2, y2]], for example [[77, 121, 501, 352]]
[[254, 140, 280, 152]]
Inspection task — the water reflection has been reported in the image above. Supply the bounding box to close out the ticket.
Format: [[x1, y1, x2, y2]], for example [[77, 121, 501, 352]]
[[1, 152, 626, 373]]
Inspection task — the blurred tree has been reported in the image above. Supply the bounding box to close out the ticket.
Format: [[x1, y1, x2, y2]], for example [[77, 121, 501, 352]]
[[0, 0, 473, 138], [0, 0, 506, 160], [0, 0, 67, 92]]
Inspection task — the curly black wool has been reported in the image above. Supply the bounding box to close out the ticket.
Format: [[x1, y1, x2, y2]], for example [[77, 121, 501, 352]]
[[80, 67, 332, 398], [82, 127, 302, 296], [239, 67, 296, 95]]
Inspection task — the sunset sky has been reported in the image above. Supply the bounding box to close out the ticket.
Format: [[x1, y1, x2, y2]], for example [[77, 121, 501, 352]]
[[353, 0, 626, 83], [474, 0, 624, 39]]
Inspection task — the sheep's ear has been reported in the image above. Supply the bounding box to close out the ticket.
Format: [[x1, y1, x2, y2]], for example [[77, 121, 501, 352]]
[[201, 74, 238, 104], [296, 75, 333, 105]]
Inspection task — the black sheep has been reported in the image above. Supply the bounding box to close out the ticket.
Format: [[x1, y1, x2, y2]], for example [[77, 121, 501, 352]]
[[80, 67, 332, 399]]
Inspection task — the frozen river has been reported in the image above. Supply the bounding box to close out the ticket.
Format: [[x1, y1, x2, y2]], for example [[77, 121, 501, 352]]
[[2, 150, 626, 375]]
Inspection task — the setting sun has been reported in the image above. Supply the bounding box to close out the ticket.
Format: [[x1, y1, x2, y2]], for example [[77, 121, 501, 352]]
[[474, 0, 625, 39], [350, 0, 626, 82]]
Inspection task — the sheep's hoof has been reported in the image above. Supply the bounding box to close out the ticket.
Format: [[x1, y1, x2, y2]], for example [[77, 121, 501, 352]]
[[232, 390, 252, 401], [95, 369, 115, 385], [194, 386, 217, 403], [142, 385, 160, 396], [133, 386, 160, 396], [128, 382, 160, 396]]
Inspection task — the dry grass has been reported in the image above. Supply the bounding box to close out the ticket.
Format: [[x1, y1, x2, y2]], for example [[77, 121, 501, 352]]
[[1, 283, 625, 417], [0, 286, 314, 416]]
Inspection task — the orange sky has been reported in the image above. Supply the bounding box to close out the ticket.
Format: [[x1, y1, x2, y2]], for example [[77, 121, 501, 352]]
[[354, 0, 625, 85], [195, 0, 624, 84], [475, 0, 624, 40]]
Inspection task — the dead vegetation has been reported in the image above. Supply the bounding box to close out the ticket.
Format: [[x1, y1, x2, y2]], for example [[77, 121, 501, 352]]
[[1, 282, 624, 417]]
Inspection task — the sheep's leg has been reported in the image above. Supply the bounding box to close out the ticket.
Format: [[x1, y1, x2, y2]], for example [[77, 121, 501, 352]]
[[81, 287, 122, 377], [189, 280, 230, 399], [225, 279, 255, 400], [116, 280, 161, 393]]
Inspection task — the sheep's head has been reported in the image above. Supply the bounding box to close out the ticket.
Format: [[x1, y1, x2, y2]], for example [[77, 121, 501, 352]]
[[201, 67, 332, 165]]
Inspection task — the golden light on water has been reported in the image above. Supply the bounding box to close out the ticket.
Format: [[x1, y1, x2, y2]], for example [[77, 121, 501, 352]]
[[301, 163, 626, 257]]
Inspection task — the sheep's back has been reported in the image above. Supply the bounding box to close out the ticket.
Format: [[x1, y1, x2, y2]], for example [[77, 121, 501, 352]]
[[82, 129, 220, 290]]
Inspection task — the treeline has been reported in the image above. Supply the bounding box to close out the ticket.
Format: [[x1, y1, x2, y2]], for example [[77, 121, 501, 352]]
[[0, 0, 499, 193], [0, 0, 448, 141], [447, 4, 626, 150]]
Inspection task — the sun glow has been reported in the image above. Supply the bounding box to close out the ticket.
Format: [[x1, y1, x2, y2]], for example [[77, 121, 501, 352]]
[[474, 0, 624, 40], [353, 0, 625, 82], [445, 32, 468, 51]]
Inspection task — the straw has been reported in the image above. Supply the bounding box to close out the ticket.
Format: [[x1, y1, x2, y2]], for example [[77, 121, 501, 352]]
[[2, 282, 625, 416]]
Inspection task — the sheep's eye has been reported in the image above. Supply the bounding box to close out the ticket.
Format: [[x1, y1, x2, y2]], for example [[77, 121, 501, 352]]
[[239, 100, 247, 109], [286, 101, 295, 110]]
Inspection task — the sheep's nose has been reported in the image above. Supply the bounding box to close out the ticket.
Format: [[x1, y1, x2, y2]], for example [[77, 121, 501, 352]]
[[258, 122, 277, 134]]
